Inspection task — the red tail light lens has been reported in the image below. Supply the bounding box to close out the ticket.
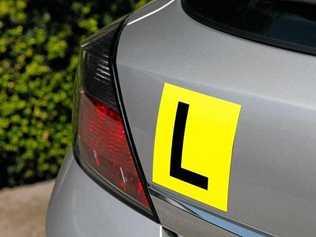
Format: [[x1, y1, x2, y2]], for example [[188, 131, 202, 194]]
[[77, 91, 149, 208], [73, 18, 157, 219]]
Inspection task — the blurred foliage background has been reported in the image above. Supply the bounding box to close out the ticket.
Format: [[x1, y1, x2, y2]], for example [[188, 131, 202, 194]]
[[0, 0, 149, 188]]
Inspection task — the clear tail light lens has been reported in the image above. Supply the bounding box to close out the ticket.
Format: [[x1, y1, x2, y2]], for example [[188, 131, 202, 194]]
[[73, 18, 156, 219]]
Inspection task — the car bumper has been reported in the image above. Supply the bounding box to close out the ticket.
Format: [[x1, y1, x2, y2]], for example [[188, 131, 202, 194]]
[[46, 151, 162, 237]]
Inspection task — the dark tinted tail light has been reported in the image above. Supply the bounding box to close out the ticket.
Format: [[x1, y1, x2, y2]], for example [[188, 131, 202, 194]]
[[73, 18, 157, 219]]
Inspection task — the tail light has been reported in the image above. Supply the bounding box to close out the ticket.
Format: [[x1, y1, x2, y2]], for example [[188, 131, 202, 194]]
[[73, 18, 157, 220]]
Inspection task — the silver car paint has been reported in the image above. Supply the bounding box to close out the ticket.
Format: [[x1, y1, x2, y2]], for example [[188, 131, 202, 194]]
[[116, 0, 316, 236], [46, 152, 161, 237], [47, 151, 240, 237]]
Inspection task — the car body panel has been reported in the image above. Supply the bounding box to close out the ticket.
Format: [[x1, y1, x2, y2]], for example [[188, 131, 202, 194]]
[[151, 194, 236, 237], [116, 0, 316, 236], [46, 152, 161, 237]]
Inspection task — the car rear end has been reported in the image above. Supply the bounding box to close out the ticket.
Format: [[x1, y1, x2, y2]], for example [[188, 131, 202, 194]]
[[47, 1, 316, 236]]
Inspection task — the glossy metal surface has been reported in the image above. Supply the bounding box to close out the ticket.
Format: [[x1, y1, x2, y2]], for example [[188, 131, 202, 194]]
[[149, 186, 269, 237], [46, 152, 161, 237], [116, 0, 316, 236]]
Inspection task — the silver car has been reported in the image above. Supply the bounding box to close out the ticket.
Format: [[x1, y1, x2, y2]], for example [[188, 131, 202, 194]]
[[46, 0, 316, 236]]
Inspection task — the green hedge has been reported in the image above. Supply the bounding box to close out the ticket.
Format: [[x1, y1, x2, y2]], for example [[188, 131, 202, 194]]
[[0, 0, 149, 187]]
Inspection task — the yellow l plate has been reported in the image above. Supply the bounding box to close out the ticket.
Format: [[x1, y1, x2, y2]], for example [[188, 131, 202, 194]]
[[152, 83, 241, 212]]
